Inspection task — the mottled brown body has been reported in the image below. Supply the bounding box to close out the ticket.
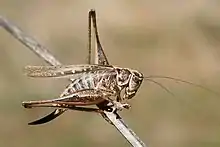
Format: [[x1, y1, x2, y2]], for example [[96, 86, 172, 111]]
[[23, 65, 143, 107], [22, 10, 143, 125], [23, 64, 143, 124]]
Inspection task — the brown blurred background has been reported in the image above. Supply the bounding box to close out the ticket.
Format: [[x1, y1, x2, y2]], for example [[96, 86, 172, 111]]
[[1, 1, 220, 147]]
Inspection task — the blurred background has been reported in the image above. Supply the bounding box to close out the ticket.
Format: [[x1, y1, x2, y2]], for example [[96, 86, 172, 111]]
[[1, 0, 220, 147]]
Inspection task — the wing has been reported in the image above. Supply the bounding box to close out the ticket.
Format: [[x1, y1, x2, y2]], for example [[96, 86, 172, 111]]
[[23, 89, 115, 125], [24, 64, 112, 78]]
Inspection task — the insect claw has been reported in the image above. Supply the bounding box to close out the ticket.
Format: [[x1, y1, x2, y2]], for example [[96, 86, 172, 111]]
[[122, 103, 131, 109], [112, 101, 130, 111], [105, 107, 113, 112], [22, 101, 32, 108]]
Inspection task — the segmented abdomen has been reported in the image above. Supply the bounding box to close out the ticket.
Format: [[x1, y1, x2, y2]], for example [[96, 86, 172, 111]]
[[62, 69, 117, 96]]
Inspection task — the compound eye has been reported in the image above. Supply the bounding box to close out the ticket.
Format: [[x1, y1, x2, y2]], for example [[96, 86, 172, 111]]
[[133, 75, 141, 83], [133, 70, 143, 79]]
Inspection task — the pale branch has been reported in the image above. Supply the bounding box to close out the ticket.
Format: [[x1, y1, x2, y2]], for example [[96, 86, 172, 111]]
[[0, 16, 61, 66], [0, 15, 146, 147]]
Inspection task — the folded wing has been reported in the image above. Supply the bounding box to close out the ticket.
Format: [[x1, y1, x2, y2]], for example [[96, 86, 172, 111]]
[[24, 64, 112, 78]]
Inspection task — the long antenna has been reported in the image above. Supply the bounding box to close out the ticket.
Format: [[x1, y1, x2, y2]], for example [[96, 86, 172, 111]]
[[145, 75, 219, 96]]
